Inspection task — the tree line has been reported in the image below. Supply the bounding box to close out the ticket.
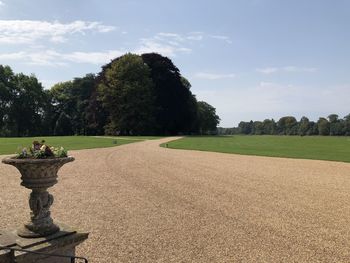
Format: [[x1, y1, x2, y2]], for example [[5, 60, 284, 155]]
[[0, 53, 220, 137], [218, 115, 350, 136]]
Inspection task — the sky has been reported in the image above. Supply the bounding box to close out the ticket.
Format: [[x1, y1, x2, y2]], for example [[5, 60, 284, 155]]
[[0, 0, 349, 127]]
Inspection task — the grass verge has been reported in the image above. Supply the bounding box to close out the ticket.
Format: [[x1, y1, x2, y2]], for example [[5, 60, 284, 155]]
[[163, 135, 350, 163], [0, 136, 150, 155]]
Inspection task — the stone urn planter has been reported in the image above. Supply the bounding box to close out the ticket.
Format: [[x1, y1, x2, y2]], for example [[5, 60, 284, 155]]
[[2, 156, 74, 238]]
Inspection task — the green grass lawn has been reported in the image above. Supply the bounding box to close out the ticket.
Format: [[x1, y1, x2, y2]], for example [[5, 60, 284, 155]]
[[0, 136, 158, 155], [163, 135, 350, 163]]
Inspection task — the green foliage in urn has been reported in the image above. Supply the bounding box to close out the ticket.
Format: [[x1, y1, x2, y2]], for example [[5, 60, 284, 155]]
[[16, 140, 68, 159]]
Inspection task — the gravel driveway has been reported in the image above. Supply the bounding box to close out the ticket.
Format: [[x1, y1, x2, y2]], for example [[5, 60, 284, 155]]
[[1, 137, 350, 262]]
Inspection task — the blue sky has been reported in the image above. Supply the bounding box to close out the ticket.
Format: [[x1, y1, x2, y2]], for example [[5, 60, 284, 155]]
[[0, 0, 349, 126]]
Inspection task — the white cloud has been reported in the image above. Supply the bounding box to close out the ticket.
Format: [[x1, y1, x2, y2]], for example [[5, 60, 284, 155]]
[[0, 1, 4, 6], [194, 72, 236, 80], [135, 33, 194, 57], [186, 32, 204, 41], [63, 50, 125, 64], [0, 20, 115, 44], [282, 66, 317, 72], [209, 35, 232, 44], [0, 49, 125, 66], [0, 30, 231, 65], [256, 66, 317, 74], [256, 67, 278, 74], [134, 31, 229, 57], [157, 32, 184, 42]]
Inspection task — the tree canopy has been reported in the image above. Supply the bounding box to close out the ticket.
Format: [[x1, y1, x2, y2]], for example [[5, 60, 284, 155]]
[[0, 52, 220, 136], [98, 53, 156, 135], [197, 101, 220, 134], [0, 65, 47, 136]]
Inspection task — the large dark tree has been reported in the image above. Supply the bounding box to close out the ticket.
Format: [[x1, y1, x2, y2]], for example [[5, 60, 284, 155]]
[[141, 53, 197, 135]]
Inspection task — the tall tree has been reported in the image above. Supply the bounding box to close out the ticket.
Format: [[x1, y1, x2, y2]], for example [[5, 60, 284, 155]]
[[0, 65, 15, 136], [197, 101, 220, 134], [298, 116, 310, 136], [308, 121, 319, 135], [262, 119, 276, 135], [0, 66, 47, 136], [317, 117, 330, 135], [141, 53, 197, 134], [54, 112, 73, 135], [99, 53, 156, 135], [328, 114, 345, 136], [49, 74, 100, 135]]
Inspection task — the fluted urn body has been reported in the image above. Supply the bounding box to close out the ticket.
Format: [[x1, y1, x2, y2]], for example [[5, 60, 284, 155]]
[[2, 156, 74, 238]]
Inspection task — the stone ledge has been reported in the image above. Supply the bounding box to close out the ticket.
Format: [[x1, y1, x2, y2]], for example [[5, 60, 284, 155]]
[[0, 223, 88, 263]]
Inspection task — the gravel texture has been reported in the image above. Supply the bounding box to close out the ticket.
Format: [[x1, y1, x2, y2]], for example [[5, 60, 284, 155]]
[[1, 137, 350, 262]]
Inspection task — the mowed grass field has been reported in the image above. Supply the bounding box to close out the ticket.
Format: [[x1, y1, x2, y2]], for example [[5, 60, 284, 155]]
[[0, 136, 161, 155], [164, 135, 350, 163]]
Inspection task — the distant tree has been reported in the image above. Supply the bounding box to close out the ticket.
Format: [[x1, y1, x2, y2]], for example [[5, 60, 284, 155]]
[[0, 65, 15, 136], [238, 121, 253, 134], [307, 121, 319, 135], [298, 116, 310, 136], [317, 117, 330, 135], [54, 112, 73, 135], [217, 127, 239, 135], [40, 90, 57, 135], [85, 88, 107, 135], [0, 66, 47, 137], [232, 114, 350, 137], [277, 116, 298, 135], [344, 114, 350, 135], [49, 74, 98, 135], [197, 101, 220, 134], [262, 119, 276, 135], [99, 53, 156, 135], [252, 121, 264, 135], [328, 114, 345, 136], [328, 114, 339, 123]]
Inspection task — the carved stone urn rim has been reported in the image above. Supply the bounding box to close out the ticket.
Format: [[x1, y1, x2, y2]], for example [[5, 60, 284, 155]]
[[2, 156, 74, 165]]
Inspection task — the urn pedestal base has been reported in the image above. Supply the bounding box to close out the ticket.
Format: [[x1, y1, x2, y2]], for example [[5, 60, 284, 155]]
[[17, 223, 60, 238], [0, 223, 89, 263]]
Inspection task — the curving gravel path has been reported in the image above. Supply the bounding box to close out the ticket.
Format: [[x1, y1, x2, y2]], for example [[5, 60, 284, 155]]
[[1, 137, 350, 262]]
